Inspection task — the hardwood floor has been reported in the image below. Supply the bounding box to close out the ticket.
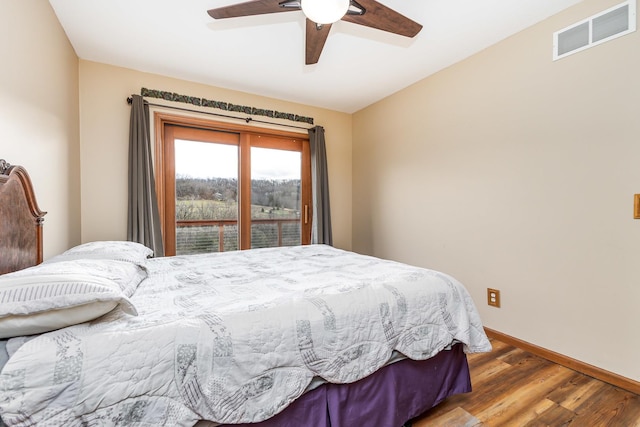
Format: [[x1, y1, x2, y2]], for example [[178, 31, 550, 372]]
[[412, 338, 640, 426]]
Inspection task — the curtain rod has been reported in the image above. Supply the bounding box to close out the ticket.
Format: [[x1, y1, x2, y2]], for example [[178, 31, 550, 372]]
[[126, 96, 313, 132]]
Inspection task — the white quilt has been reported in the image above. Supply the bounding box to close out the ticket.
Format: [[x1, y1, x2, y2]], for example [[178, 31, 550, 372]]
[[0, 245, 491, 426]]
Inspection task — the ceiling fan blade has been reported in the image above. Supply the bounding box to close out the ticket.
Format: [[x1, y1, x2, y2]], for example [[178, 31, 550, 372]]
[[341, 0, 422, 38], [305, 20, 332, 65], [208, 0, 299, 19]]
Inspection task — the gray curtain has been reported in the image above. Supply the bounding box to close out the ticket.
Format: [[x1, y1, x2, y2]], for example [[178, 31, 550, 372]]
[[308, 126, 333, 245], [127, 95, 164, 256]]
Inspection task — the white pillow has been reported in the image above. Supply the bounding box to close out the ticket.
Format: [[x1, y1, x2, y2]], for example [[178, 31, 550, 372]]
[[0, 259, 144, 338], [45, 240, 154, 265]]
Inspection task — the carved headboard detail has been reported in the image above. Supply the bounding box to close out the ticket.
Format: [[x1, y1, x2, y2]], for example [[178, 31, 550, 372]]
[[0, 159, 47, 274]]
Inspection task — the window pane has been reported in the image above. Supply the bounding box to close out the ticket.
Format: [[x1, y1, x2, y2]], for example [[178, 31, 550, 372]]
[[250, 147, 301, 249], [175, 139, 239, 254]]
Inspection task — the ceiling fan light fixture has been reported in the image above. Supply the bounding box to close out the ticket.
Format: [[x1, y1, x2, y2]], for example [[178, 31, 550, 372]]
[[301, 0, 350, 25]]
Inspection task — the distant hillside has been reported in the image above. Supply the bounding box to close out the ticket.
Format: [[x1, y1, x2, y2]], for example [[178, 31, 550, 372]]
[[176, 175, 301, 210]]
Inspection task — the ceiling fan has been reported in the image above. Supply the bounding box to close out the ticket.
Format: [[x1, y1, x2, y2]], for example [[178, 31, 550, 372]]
[[207, 0, 422, 65]]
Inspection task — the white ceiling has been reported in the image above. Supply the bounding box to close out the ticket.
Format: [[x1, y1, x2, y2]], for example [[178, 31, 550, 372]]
[[49, 0, 582, 113]]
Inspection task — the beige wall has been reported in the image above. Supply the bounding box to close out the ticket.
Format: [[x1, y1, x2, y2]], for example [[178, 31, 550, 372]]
[[78, 61, 352, 250], [353, 0, 640, 381], [0, 0, 80, 259]]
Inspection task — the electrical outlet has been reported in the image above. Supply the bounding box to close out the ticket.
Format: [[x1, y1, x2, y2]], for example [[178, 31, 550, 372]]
[[487, 288, 501, 308]]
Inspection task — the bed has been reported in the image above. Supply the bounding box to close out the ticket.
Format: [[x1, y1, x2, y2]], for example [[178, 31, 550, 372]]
[[0, 160, 491, 427]]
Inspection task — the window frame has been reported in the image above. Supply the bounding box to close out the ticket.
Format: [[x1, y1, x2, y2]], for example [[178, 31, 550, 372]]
[[153, 112, 312, 255]]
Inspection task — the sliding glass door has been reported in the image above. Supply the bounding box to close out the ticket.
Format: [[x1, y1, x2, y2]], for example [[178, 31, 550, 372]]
[[157, 115, 311, 256]]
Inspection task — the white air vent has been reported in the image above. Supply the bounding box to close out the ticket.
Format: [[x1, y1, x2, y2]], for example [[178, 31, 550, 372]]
[[553, 0, 636, 60]]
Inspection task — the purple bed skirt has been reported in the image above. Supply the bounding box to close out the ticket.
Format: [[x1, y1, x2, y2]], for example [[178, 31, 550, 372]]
[[219, 343, 471, 427]]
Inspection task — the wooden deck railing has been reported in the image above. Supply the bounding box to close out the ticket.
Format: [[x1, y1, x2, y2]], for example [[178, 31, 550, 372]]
[[177, 218, 300, 252]]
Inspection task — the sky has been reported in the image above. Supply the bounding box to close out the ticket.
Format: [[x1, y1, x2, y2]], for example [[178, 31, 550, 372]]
[[175, 139, 301, 180]]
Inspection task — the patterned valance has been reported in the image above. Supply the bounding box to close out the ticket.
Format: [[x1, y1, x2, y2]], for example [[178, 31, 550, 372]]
[[140, 88, 314, 125]]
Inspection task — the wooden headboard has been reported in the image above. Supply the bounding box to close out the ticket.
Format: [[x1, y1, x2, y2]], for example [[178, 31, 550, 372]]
[[0, 159, 46, 274]]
